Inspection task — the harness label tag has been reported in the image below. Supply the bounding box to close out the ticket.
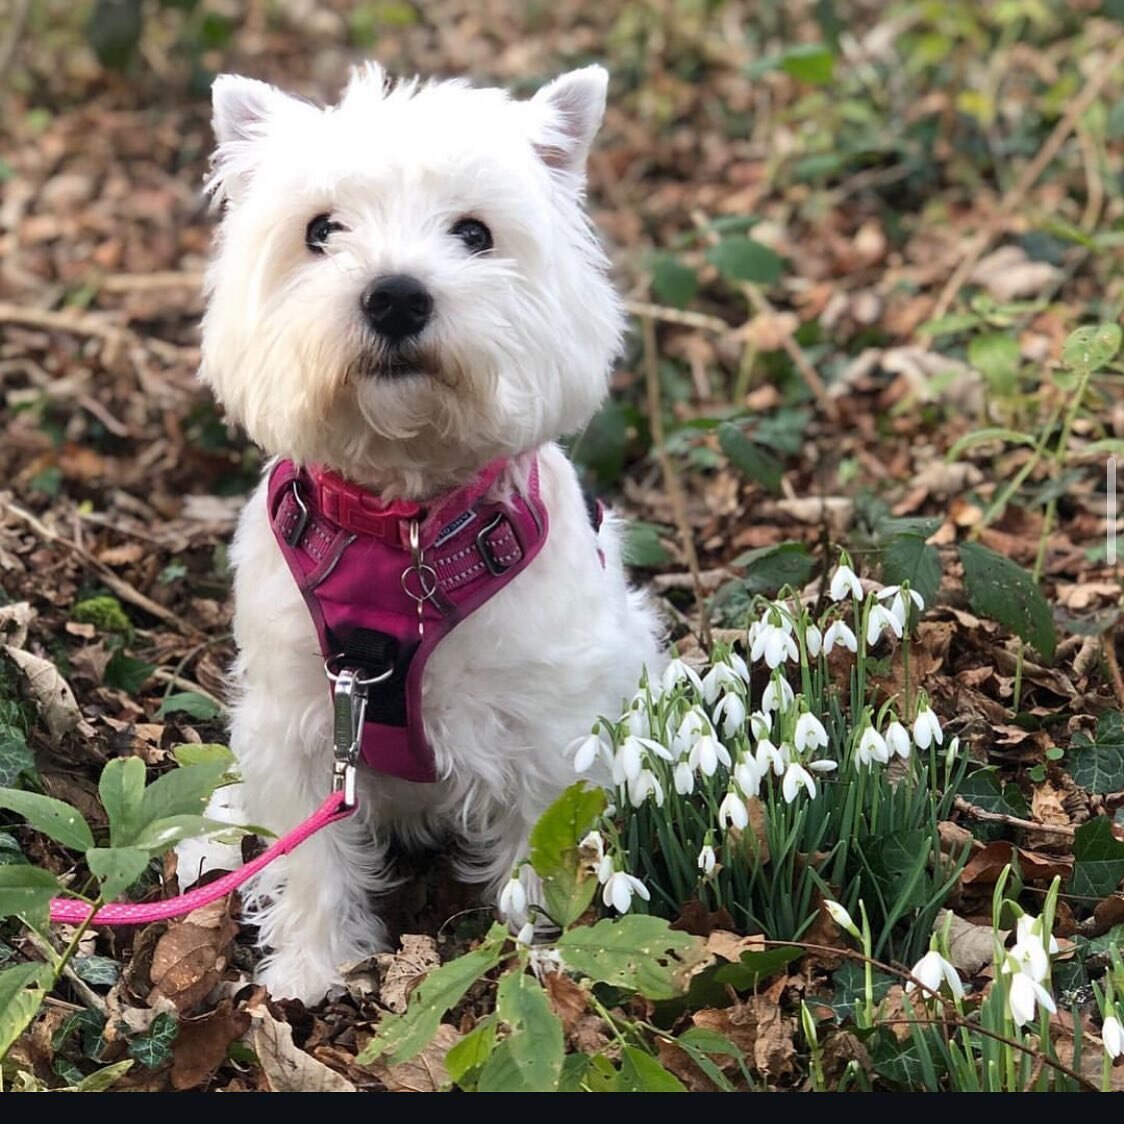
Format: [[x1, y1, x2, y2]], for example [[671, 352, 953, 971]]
[[434, 509, 476, 547]]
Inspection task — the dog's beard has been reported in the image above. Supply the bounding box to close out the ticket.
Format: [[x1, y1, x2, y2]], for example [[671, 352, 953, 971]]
[[346, 339, 446, 384]]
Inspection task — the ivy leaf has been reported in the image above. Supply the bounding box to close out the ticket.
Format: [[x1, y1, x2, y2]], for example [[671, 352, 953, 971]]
[[528, 783, 605, 929], [127, 1010, 178, 1069], [1067, 713, 1124, 794], [72, 955, 121, 988], [555, 915, 707, 1000], [0, 787, 94, 853], [0, 831, 25, 866], [86, 846, 150, 901], [1070, 817, 1124, 900], [719, 422, 784, 493], [0, 864, 59, 924], [958, 542, 1056, 660], [155, 692, 222, 721], [477, 972, 563, 1092], [828, 961, 897, 1023], [104, 652, 155, 694], [0, 726, 35, 788], [706, 237, 784, 285], [958, 768, 1028, 842]]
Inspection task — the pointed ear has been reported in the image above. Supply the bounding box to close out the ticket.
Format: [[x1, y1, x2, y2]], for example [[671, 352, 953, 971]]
[[212, 74, 294, 146], [529, 65, 608, 176]]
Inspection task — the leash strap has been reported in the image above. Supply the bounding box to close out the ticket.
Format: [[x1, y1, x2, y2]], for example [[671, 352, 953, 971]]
[[48, 791, 354, 926]]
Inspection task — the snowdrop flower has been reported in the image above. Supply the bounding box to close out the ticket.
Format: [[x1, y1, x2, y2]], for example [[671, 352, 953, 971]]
[[499, 876, 527, 921], [697, 843, 717, 876], [823, 619, 858, 655], [830, 563, 863, 602], [713, 691, 747, 738], [596, 854, 613, 885], [913, 703, 943, 750], [624, 703, 651, 738], [602, 870, 650, 914], [855, 725, 889, 769], [795, 711, 829, 753], [703, 661, 743, 704], [866, 603, 904, 648], [885, 720, 911, 761], [627, 768, 665, 808], [673, 760, 695, 796], [515, 921, 536, 946], [762, 676, 794, 714], [877, 584, 925, 631], [718, 788, 749, 831], [662, 657, 704, 695], [725, 650, 751, 683], [1102, 1014, 1124, 1059], [824, 900, 861, 941], [1005, 965, 1057, 1026], [749, 710, 771, 740], [571, 730, 610, 774], [907, 949, 964, 1000], [1009, 913, 1058, 983], [808, 759, 838, 776], [944, 735, 960, 768], [782, 762, 817, 803], [751, 615, 799, 669], [689, 733, 731, 777], [755, 737, 785, 777], [805, 623, 822, 658], [734, 757, 762, 798], [673, 706, 714, 757]]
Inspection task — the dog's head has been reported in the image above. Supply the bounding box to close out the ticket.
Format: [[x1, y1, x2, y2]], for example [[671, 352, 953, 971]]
[[200, 64, 623, 495]]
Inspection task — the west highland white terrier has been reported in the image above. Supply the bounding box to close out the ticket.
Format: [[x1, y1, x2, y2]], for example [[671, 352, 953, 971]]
[[189, 61, 663, 1003]]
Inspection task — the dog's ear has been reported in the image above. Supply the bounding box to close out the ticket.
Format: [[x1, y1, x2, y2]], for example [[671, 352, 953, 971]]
[[529, 65, 608, 178]]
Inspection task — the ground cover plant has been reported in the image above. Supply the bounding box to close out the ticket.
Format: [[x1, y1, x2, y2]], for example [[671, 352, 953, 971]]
[[1, 0, 1124, 1092]]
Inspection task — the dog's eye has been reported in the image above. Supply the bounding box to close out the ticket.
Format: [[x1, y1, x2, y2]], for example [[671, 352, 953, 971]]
[[450, 218, 493, 255], [305, 214, 342, 254]]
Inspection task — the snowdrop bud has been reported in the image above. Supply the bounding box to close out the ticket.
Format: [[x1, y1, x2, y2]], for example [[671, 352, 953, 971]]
[[718, 789, 749, 831], [913, 704, 943, 750], [750, 710, 771, 740], [823, 620, 858, 655], [885, 720, 911, 761], [498, 876, 527, 921], [697, 844, 717, 876], [805, 623, 822, 658], [944, 735, 960, 768], [795, 711, 829, 753], [515, 921, 536, 946], [673, 760, 695, 796], [830, 563, 864, 603], [824, 900, 861, 941], [1103, 1015, 1124, 1060]]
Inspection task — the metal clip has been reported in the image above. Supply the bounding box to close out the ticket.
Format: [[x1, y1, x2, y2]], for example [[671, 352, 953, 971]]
[[331, 666, 367, 808]]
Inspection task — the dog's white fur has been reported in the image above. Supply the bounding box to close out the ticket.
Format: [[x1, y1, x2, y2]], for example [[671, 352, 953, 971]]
[[189, 62, 662, 1003]]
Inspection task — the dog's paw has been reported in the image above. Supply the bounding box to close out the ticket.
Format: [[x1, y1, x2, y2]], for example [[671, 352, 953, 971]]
[[256, 951, 343, 1006]]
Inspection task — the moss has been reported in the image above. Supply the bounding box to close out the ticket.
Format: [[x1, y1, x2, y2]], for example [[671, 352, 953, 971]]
[[71, 595, 133, 640]]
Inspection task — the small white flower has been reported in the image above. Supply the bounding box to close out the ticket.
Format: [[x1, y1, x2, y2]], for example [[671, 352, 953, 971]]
[[515, 921, 536, 946], [885, 720, 911, 761], [734, 758, 762, 798], [697, 844, 717, 876], [1102, 1014, 1124, 1059], [755, 737, 785, 776], [662, 657, 704, 696], [718, 789, 749, 831], [855, 725, 889, 769], [866, 603, 904, 648], [907, 949, 964, 1000], [627, 768, 664, 808], [877, 584, 925, 612], [702, 661, 742, 704], [805, 623, 822, 658], [597, 854, 613, 885], [795, 711, 829, 753], [913, 705, 943, 750], [830, 563, 864, 602], [1009, 914, 1057, 983], [725, 650, 751, 683], [751, 618, 799, 669], [714, 691, 747, 737], [824, 900, 860, 941], [782, 762, 817, 803], [499, 876, 527, 921], [624, 704, 650, 738], [807, 759, 838, 775], [602, 870, 651, 914], [823, 620, 858, 655], [673, 760, 695, 796], [571, 731, 609, 774], [689, 733, 731, 777], [673, 706, 714, 757], [762, 676, 794, 714], [945, 735, 960, 768], [1006, 967, 1056, 1027], [749, 710, 772, 740]]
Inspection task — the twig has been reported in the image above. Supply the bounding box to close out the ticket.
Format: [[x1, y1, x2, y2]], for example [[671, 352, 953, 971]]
[[640, 314, 712, 651], [0, 302, 129, 344], [953, 796, 1075, 839], [24, 930, 107, 1016], [623, 299, 731, 335], [0, 0, 31, 83], [1103, 632, 1124, 713], [923, 36, 1124, 331], [99, 270, 204, 294], [650, 568, 733, 592], [152, 669, 226, 712]]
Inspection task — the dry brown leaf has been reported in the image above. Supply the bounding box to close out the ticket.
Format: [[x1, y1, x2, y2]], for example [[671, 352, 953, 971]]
[[246, 1002, 356, 1093], [706, 930, 764, 964], [941, 910, 998, 977], [544, 971, 587, 1035], [772, 496, 853, 535], [960, 840, 1072, 886], [656, 1038, 722, 1092], [170, 1000, 251, 1090], [96, 542, 146, 566], [2, 646, 80, 742], [0, 601, 33, 648], [374, 934, 441, 1014], [970, 245, 1062, 302], [150, 899, 238, 1013], [746, 977, 796, 1078], [367, 1024, 459, 1092]]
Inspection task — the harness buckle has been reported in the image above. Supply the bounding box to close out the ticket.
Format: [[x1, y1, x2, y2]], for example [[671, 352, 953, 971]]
[[326, 659, 393, 807], [284, 481, 311, 548], [476, 513, 516, 576]]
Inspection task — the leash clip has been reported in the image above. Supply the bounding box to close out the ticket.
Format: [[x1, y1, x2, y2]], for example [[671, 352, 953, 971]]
[[325, 659, 391, 808]]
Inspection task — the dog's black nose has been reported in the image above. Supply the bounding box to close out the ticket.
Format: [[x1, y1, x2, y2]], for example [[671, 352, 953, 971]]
[[362, 274, 433, 342]]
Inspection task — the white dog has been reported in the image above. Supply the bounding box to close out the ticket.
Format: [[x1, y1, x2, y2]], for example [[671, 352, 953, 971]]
[[191, 62, 662, 1003]]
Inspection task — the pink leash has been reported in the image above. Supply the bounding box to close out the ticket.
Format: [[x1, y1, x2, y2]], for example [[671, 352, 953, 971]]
[[49, 791, 354, 926]]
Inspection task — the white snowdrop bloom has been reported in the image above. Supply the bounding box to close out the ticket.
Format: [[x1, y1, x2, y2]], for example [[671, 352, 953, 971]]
[[830, 563, 864, 602], [618, 735, 644, 782], [498, 876, 527, 921], [913, 705, 943, 750], [714, 691, 747, 738], [662, 657, 704, 696], [749, 710, 772, 741], [718, 789, 749, 831], [596, 854, 613, 885], [755, 737, 785, 777], [823, 620, 858, 655], [570, 731, 610, 774], [673, 761, 695, 796], [1102, 1015, 1124, 1059], [824, 901, 861, 941], [673, 706, 714, 757], [627, 768, 664, 808], [733, 758, 762, 799], [805, 623, 823, 658], [885, 720, 911, 761], [697, 844, 717, 876], [624, 704, 650, 738], [944, 735, 960, 768], [877, 584, 925, 612], [689, 734, 731, 778], [752, 619, 799, 669], [725, 650, 751, 683], [762, 676, 794, 714], [515, 921, 536, 946], [855, 725, 889, 769], [866, 603, 904, 648], [907, 950, 964, 1000], [807, 759, 838, 775], [1005, 967, 1056, 1027], [782, 762, 817, 804], [703, 661, 742, 705], [795, 711, 829, 753], [602, 870, 650, 914], [579, 831, 605, 864], [1010, 914, 1058, 983]]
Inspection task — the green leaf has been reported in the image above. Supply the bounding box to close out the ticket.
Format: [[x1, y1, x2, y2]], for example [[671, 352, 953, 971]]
[[713, 946, 802, 989], [0, 864, 58, 924], [958, 768, 1028, 842], [918, 313, 983, 337], [1068, 713, 1124, 794], [1061, 323, 1122, 373], [171, 743, 235, 769], [730, 541, 816, 596], [0, 726, 35, 788], [1071, 817, 1124, 900], [73, 955, 120, 988], [623, 522, 672, 568], [358, 923, 509, 1065], [958, 542, 1056, 660], [615, 1046, 687, 1092], [555, 915, 707, 1000], [130, 815, 220, 855], [880, 534, 941, 608], [529, 783, 606, 929], [0, 831, 25, 866], [0, 787, 94, 853], [85, 0, 143, 69], [136, 759, 229, 837], [706, 237, 784, 285], [946, 427, 1037, 461], [718, 422, 784, 493], [104, 652, 155, 694], [0, 962, 51, 1059], [827, 961, 896, 1023], [74, 1059, 134, 1092], [571, 400, 630, 487], [967, 332, 1020, 394], [444, 1015, 496, 1087], [127, 1010, 178, 1069], [155, 692, 222, 721], [650, 254, 698, 309], [99, 756, 146, 847], [477, 972, 563, 1092], [780, 42, 835, 85], [86, 846, 149, 901]]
